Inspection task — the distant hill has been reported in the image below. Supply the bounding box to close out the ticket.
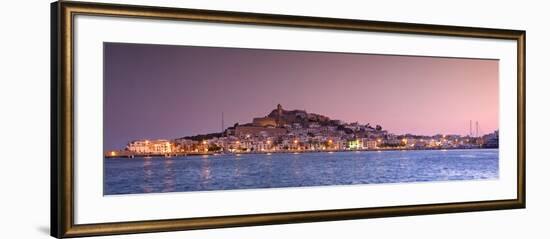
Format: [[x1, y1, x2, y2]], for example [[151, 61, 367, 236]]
[[183, 104, 368, 140]]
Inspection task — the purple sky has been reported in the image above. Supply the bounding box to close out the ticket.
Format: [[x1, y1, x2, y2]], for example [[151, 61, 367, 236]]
[[104, 42, 498, 150]]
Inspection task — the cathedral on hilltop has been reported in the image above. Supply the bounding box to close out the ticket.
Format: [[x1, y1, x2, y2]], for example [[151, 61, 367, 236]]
[[252, 104, 331, 128], [252, 104, 284, 127], [231, 104, 333, 138]]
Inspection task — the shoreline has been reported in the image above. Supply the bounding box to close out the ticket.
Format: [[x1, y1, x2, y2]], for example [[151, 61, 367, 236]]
[[105, 146, 498, 159]]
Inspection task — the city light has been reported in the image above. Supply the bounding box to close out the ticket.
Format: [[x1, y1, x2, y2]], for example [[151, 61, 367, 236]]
[[112, 104, 498, 157]]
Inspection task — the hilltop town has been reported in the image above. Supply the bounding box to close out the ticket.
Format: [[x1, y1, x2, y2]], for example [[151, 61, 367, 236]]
[[106, 104, 499, 157]]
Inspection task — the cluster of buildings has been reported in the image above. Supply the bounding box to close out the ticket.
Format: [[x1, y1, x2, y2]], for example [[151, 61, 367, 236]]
[[108, 104, 499, 157]]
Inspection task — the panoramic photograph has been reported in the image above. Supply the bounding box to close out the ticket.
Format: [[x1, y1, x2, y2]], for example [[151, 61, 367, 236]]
[[103, 42, 499, 195]]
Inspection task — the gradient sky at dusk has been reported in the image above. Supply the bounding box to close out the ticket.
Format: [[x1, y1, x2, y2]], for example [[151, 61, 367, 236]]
[[104, 43, 498, 150]]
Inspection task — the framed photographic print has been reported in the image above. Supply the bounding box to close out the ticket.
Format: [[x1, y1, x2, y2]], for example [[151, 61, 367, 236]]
[[51, 1, 526, 238]]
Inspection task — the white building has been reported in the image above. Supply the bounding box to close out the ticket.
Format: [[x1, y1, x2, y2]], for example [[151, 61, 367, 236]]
[[126, 139, 173, 154], [363, 139, 378, 149]]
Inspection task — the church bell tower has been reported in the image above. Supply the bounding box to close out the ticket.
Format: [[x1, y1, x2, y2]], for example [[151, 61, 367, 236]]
[[277, 104, 283, 127]]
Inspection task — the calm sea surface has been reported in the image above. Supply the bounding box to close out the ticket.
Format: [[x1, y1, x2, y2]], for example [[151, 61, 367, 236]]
[[104, 149, 498, 195]]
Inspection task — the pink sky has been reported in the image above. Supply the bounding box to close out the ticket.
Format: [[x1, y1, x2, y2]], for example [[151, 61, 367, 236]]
[[290, 55, 500, 136], [105, 43, 499, 148]]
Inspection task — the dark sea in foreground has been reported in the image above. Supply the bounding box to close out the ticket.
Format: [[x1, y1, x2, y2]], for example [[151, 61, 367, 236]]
[[104, 149, 498, 195]]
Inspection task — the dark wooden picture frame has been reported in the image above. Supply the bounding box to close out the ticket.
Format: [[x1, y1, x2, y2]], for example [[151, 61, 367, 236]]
[[51, 1, 526, 238]]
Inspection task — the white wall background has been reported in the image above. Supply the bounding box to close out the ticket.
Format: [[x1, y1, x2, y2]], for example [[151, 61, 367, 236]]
[[0, 0, 547, 238]]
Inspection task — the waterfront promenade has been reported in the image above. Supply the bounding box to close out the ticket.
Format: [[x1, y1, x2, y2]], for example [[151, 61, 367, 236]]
[[105, 146, 487, 159]]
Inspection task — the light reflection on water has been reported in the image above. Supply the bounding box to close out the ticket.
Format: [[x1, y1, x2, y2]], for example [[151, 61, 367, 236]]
[[141, 159, 153, 193], [200, 156, 212, 188], [162, 159, 175, 192], [104, 149, 498, 195]]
